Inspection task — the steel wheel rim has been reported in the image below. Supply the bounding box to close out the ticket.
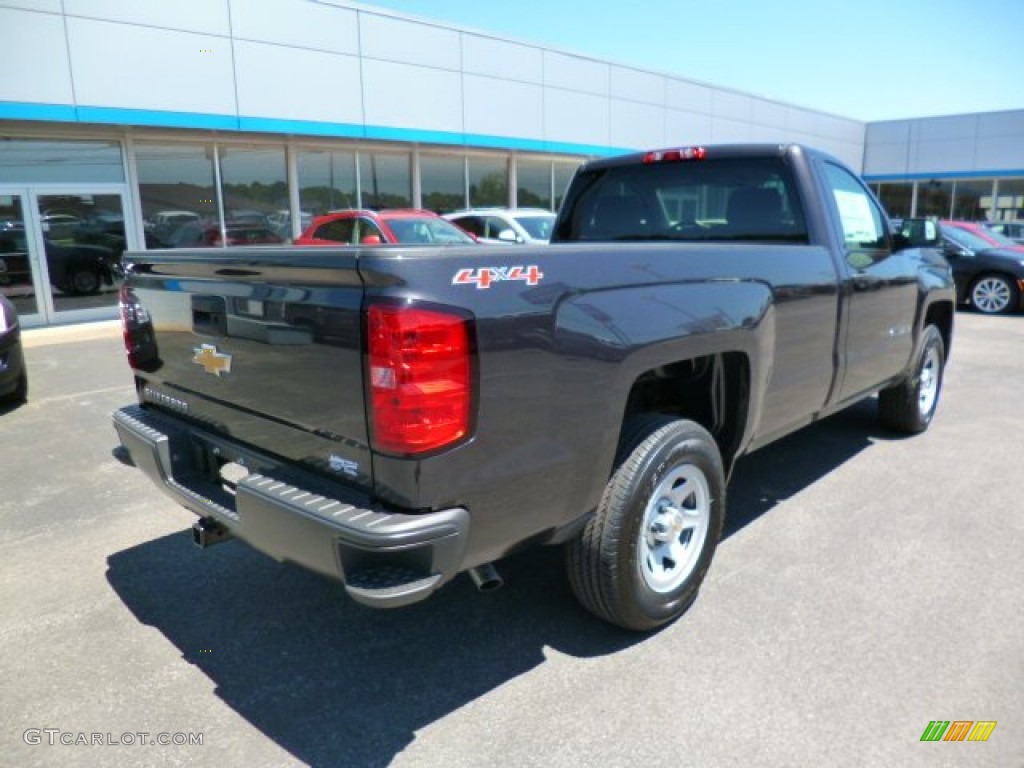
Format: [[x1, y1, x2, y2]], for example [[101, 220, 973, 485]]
[[918, 344, 940, 416], [638, 463, 711, 593], [973, 278, 1010, 313], [72, 271, 99, 294]]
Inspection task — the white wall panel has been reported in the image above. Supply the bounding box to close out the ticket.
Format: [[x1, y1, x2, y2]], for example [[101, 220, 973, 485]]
[[0, 0, 62, 12], [917, 114, 978, 141], [234, 41, 362, 124], [866, 120, 912, 144], [751, 99, 787, 129], [665, 109, 713, 145], [359, 13, 459, 71], [610, 100, 664, 149], [863, 142, 911, 175], [543, 51, 608, 97], [975, 138, 1024, 171], [712, 116, 755, 143], [362, 60, 461, 133], [911, 140, 975, 174], [63, 0, 229, 35], [463, 75, 542, 140], [610, 66, 663, 106], [230, 0, 357, 55], [67, 18, 236, 114], [713, 90, 752, 123], [543, 88, 607, 146], [462, 35, 542, 84], [977, 111, 1024, 138], [0, 8, 73, 103], [665, 78, 712, 112]]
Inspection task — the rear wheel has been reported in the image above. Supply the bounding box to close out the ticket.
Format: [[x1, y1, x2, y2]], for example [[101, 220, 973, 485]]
[[66, 268, 101, 296], [567, 417, 725, 631], [878, 325, 945, 433], [970, 274, 1018, 315]]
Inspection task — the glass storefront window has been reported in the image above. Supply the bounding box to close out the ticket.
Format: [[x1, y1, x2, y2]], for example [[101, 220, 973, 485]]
[[554, 161, 581, 212], [468, 156, 508, 208], [0, 139, 124, 184], [916, 179, 953, 218], [994, 179, 1024, 220], [36, 193, 126, 312], [359, 151, 412, 209], [876, 183, 913, 218], [219, 145, 287, 235], [952, 180, 994, 220], [135, 143, 219, 247], [297, 149, 358, 217], [420, 155, 465, 213], [516, 158, 552, 209]]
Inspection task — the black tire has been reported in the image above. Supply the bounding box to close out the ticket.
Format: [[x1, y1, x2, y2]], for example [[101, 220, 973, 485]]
[[970, 274, 1018, 315], [878, 325, 945, 434], [2, 372, 27, 405], [66, 269, 101, 296], [567, 417, 725, 631]]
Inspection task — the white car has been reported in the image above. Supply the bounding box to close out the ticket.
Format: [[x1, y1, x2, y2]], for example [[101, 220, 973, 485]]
[[444, 208, 555, 244]]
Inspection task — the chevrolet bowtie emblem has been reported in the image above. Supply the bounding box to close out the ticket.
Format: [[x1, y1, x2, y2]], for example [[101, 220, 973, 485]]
[[193, 344, 232, 377]]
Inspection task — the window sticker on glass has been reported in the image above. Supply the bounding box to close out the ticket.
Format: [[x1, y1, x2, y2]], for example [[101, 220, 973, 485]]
[[833, 189, 879, 244]]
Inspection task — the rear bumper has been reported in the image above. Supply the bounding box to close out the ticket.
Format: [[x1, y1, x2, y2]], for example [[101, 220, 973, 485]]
[[0, 329, 25, 397], [112, 404, 469, 608]]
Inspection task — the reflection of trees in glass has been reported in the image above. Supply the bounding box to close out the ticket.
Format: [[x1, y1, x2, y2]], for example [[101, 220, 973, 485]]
[[517, 187, 546, 208], [470, 171, 508, 207], [422, 192, 464, 214], [222, 181, 289, 212], [300, 186, 357, 215]]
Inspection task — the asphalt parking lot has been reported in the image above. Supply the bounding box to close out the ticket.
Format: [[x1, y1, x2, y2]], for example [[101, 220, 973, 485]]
[[1, 313, 1021, 768]]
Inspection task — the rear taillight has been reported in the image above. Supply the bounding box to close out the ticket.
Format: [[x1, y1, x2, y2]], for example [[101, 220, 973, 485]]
[[119, 284, 153, 369], [367, 304, 473, 455]]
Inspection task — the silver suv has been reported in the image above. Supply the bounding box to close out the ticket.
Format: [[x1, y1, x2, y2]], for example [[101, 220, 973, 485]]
[[444, 208, 555, 244]]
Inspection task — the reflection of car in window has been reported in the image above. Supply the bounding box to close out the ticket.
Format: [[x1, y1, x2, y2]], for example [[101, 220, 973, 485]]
[[444, 208, 557, 244], [166, 221, 285, 248], [294, 209, 476, 246], [0, 229, 119, 295]]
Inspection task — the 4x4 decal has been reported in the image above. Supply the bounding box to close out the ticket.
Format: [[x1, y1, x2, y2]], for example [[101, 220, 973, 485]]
[[452, 265, 544, 289]]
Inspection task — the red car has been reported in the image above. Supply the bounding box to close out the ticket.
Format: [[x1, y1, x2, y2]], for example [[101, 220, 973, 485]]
[[941, 220, 1024, 254], [295, 209, 475, 246]]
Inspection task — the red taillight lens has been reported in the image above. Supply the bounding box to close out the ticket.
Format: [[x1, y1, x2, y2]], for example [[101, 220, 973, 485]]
[[642, 146, 706, 164], [367, 304, 473, 455], [119, 284, 152, 369]]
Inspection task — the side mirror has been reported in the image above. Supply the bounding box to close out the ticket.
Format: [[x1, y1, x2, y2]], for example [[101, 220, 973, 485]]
[[496, 228, 519, 243], [360, 234, 382, 245], [942, 241, 969, 258]]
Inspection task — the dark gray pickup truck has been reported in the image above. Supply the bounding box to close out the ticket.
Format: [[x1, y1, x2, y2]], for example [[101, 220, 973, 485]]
[[113, 144, 955, 630]]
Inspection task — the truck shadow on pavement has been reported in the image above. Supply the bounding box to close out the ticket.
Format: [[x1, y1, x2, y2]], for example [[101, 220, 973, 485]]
[[106, 397, 897, 767]]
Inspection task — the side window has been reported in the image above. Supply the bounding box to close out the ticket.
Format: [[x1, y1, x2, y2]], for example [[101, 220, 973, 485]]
[[485, 216, 511, 238], [316, 219, 355, 243], [356, 218, 385, 243], [823, 163, 887, 265], [453, 216, 484, 237]]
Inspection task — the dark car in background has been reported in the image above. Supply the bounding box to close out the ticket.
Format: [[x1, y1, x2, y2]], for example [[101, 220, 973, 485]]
[[940, 220, 1024, 314], [165, 221, 285, 248], [0, 227, 120, 296], [0, 295, 27, 404], [986, 220, 1024, 244]]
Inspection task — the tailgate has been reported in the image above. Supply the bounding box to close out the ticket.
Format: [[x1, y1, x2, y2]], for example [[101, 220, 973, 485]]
[[122, 247, 372, 489]]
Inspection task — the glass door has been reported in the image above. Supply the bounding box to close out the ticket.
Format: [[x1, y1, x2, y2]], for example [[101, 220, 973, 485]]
[[0, 191, 45, 325], [33, 190, 129, 320]]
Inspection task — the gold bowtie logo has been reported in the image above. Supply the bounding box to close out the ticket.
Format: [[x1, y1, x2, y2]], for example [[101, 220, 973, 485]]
[[193, 344, 232, 377]]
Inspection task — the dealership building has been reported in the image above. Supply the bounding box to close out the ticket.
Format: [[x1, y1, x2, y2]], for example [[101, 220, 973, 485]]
[[1, 0, 1022, 328]]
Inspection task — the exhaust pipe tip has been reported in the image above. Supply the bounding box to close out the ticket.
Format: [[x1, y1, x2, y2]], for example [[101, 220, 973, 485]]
[[468, 562, 503, 592], [192, 517, 232, 548]]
